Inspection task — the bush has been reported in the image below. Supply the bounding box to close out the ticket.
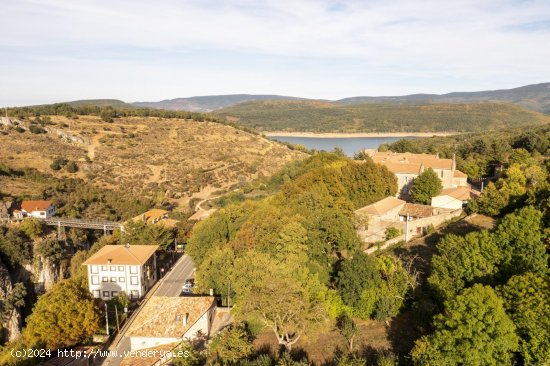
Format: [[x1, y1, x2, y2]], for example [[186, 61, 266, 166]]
[[385, 227, 401, 240], [50, 156, 68, 171], [65, 161, 79, 173], [28, 124, 46, 134]]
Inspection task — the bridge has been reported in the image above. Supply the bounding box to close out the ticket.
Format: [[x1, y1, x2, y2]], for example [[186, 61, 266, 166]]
[[41, 217, 122, 235]]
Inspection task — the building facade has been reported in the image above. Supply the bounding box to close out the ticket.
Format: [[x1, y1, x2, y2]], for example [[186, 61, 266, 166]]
[[367, 151, 469, 197], [83, 245, 159, 301]]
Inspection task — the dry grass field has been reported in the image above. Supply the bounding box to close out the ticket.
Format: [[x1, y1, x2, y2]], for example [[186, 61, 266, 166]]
[[0, 115, 305, 209]]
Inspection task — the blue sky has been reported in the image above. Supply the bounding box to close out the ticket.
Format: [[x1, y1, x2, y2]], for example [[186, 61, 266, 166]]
[[1, 0, 550, 106]]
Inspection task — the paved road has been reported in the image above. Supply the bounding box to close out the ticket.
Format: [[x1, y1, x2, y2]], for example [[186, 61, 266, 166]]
[[101, 254, 195, 365], [155, 254, 195, 296]]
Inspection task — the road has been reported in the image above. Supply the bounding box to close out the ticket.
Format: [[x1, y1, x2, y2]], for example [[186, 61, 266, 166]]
[[101, 254, 195, 365], [155, 254, 195, 296]]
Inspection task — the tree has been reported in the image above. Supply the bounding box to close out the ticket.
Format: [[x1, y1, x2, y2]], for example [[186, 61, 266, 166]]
[[232, 251, 327, 352], [336, 314, 359, 352], [476, 182, 510, 216], [19, 218, 43, 238], [494, 206, 547, 278], [428, 230, 501, 302], [499, 273, 550, 365], [409, 168, 442, 204], [172, 341, 205, 366], [208, 324, 253, 364], [411, 285, 518, 365], [195, 246, 236, 305], [336, 254, 413, 320], [22, 277, 101, 350]]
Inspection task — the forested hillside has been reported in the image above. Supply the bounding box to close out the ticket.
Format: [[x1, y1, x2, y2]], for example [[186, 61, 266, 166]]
[[217, 100, 550, 133]]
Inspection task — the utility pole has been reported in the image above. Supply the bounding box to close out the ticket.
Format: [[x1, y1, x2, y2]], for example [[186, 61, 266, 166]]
[[405, 214, 410, 242], [115, 305, 120, 333], [105, 303, 109, 336]]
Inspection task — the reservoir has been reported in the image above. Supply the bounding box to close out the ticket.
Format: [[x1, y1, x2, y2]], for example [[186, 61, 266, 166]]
[[269, 136, 417, 156]]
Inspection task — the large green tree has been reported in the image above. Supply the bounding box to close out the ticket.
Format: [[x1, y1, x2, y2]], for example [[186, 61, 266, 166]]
[[500, 273, 550, 365], [411, 285, 518, 365], [428, 230, 501, 302], [232, 251, 327, 352], [494, 206, 547, 277], [22, 277, 101, 350], [409, 168, 442, 204]]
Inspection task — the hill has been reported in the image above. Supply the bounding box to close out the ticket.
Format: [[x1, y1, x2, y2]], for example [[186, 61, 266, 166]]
[[216, 100, 550, 133], [0, 114, 305, 213], [132, 94, 304, 112], [62, 99, 135, 108], [338, 82, 550, 114]]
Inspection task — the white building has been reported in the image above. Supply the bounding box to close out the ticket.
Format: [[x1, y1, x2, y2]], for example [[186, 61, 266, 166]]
[[82, 245, 159, 301], [431, 186, 480, 210], [17, 200, 56, 218]]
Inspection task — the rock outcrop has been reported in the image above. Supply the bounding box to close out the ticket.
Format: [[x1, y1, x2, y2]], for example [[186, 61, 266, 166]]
[[0, 259, 22, 343]]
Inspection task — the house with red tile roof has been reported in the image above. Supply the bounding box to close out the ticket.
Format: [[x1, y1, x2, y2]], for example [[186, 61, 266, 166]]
[[19, 200, 55, 218], [367, 151, 469, 197]]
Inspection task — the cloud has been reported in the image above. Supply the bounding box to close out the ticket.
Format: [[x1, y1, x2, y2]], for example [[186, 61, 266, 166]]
[[1, 0, 550, 104]]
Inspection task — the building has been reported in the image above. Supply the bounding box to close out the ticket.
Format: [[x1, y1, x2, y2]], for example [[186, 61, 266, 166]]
[[125, 296, 216, 352], [17, 200, 56, 219], [367, 151, 469, 196], [431, 186, 480, 210], [355, 197, 406, 223], [82, 245, 159, 301], [354, 197, 406, 243]]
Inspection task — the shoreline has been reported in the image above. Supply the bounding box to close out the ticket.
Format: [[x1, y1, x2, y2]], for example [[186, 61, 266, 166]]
[[264, 131, 457, 138]]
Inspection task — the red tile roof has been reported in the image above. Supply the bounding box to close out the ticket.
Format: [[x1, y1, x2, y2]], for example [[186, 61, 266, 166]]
[[399, 203, 434, 218], [21, 200, 53, 212]]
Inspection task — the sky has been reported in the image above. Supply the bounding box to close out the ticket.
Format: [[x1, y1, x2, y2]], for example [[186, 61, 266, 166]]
[[1, 0, 550, 106]]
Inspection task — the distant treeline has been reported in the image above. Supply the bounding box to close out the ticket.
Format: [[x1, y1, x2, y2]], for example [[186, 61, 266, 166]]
[[216, 100, 550, 133], [4, 103, 260, 135]]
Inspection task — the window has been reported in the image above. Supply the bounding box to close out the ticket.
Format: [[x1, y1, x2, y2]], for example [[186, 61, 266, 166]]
[[103, 291, 110, 298], [101, 266, 107, 271], [131, 276, 139, 285], [118, 266, 124, 271], [91, 276, 99, 285], [131, 290, 139, 299], [130, 266, 138, 274], [91, 265, 99, 274], [111, 291, 118, 297], [119, 277, 125, 282], [110, 266, 116, 271], [102, 277, 108, 282], [93, 290, 100, 298], [440, 170, 444, 178], [110, 277, 116, 282]]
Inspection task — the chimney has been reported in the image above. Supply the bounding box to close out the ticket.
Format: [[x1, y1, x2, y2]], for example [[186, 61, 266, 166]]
[[209, 288, 214, 296], [183, 313, 189, 326], [436, 153, 439, 159], [452, 154, 456, 171], [125, 243, 130, 248], [108, 259, 112, 264]]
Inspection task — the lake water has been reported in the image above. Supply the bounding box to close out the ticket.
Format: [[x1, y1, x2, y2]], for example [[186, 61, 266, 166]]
[[269, 136, 416, 156]]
